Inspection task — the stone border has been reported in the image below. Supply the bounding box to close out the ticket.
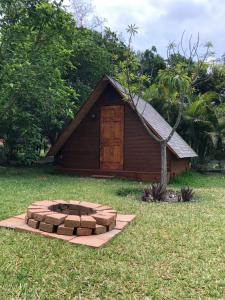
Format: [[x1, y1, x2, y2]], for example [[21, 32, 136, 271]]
[[0, 201, 136, 248], [26, 200, 119, 237]]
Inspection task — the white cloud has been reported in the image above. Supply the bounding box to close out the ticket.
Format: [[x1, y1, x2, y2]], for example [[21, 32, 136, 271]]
[[92, 0, 225, 58]]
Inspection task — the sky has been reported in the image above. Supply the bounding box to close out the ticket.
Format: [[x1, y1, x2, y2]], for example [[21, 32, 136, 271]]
[[89, 0, 224, 59]]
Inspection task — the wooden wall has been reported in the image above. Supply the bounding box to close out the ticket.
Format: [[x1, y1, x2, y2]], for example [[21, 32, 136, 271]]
[[57, 83, 189, 180], [170, 157, 190, 177], [124, 105, 172, 172]]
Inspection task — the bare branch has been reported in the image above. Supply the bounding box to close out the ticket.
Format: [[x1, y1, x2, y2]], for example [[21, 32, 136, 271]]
[[165, 95, 184, 143], [180, 31, 187, 57], [188, 34, 193, 59], [68, 0, 105, 29]]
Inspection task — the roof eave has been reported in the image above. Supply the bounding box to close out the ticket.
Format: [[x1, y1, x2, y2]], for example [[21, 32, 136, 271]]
[[47, 75, 110, 156]]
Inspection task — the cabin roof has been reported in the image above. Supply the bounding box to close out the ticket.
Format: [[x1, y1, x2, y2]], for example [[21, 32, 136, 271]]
[[48, 75, 197, 158], [108, 76, 197, 158]]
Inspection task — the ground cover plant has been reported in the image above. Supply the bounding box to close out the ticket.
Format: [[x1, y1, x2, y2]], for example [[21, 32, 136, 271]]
[[141, 184, 194, 202], [0, 167, 225, 299]]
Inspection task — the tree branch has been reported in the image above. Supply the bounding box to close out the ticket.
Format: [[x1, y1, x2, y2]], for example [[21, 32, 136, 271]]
[[165, 94, 184, 143]]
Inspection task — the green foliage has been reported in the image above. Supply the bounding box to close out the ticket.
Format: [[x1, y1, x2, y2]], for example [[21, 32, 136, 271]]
[[0, 0, 77, 163], [180, 187, 194, 201], [158, 64, 192, 95], [143, 58, 225, 160], [67, 27, 127, 103], [181, 91, 225, 159], [138, 47, 166, 82], [116, 25, 225, 162], [0, 1, 128, 165], [141, 188, 151, 202], [150, 183, 166, 201]]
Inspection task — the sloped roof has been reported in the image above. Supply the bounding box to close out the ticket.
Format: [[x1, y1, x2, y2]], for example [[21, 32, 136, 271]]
[[108, 76, 197, 158], [48, 75, 197, 158]]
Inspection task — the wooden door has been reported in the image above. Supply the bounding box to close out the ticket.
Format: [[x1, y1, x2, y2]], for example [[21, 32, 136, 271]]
[[100, 105, 124, 170]]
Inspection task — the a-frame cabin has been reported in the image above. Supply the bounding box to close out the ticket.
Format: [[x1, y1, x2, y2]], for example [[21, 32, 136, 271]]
[[48, 76, 197, 182]]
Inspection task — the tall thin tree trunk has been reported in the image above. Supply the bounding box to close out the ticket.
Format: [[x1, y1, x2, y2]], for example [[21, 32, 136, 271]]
[[160, 141, 167, 189]]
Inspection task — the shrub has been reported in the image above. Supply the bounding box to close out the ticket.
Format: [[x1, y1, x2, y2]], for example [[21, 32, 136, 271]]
[[151, 183, 166, 201], [141, 188, 151, 202], [181, 187, 194, 202]]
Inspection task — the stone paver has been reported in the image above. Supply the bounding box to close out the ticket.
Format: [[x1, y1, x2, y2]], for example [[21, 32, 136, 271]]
[[95, 205, 112, 211], [108, 220, 116, 231], [28, 219, 39, 229], [103, 209, 117, 215], [69, 229, 121, 248], [80, 215, 96, 228], [76, 227, 92, 236], [16, 224, 43, 236], [69, 200, 80, 205], [27, 205, 46, 210], [39, 222, 55, 233], [54, 200, 69, 204], [94, 224, 107, 235], [15, 224, 73, 241], [45, 213, 67, 225], [115, 220, 129, 230], [64, 215, 80, 228], [92, 213, 115, 226], [32, 200, 58, 207], [0, 217, 25, 229], [33, 211, 55, 222], [116, 214, 136, 222], [57, 225, 74, 236], [15, 214, 26, 220], [27, 208, 49, 219], [0, 199, 136, 248], [79, 201, 102, 209]]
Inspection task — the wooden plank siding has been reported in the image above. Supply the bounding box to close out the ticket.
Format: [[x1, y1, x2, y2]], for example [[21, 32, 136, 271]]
[[56, 83, 187, 181], [170, 157, 190, 177], [124, 105, 171, 172]]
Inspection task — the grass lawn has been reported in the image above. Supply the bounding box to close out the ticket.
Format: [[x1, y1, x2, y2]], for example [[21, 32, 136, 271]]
[[0, 167, 225, 299]]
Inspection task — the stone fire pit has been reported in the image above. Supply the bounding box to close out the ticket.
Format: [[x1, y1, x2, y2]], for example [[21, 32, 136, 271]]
[[0, 200, 136, 248], [26, 200, 117, 236]]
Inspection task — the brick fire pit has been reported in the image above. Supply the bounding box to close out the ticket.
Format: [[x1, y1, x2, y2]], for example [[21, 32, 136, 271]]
[[26, 200, 118, 236], [0, 200, 136, 248]]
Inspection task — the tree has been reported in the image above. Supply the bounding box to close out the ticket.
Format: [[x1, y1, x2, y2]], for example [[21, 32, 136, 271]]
[[181, 91, 225, 160], [117, 26, 212, 189], [68, 0, 105, 29], [0, 0, 77, 163], [66, 27, 127, 104], [138, 46, 166, 83], [0, 0, 128, 164]]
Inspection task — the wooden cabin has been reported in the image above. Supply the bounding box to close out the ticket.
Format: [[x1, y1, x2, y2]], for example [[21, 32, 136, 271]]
[[48, 76, 197, 182]]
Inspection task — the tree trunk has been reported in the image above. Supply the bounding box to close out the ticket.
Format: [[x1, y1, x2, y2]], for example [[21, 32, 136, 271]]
[[160, 141, 167, 189]]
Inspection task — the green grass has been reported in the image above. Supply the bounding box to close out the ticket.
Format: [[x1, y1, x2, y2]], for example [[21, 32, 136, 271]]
[[0, 167, 225, 299]]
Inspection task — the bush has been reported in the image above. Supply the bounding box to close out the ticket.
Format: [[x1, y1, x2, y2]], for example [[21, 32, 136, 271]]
[[151, 183, 166, 201], [181, 187, 194, 202], [141, 188, 151, 202]]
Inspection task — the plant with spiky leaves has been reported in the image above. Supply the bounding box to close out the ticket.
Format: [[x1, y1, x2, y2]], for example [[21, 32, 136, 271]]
[[181, 187, 194, 202]]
